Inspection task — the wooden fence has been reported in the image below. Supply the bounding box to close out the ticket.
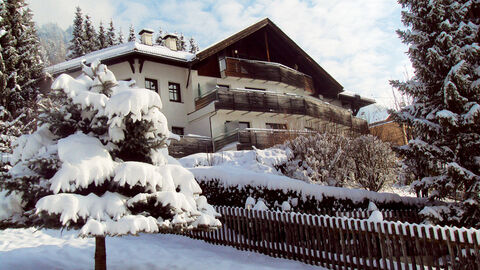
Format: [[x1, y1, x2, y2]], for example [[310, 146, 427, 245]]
[[187, 206, 480, 270]]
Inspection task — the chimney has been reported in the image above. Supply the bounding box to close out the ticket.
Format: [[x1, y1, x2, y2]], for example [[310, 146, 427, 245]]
[[163, 33, 179, 51], [138, 28, 154, 46]]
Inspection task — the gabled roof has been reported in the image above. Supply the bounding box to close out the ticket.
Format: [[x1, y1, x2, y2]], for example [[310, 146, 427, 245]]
[[194, 18, 343, 92]]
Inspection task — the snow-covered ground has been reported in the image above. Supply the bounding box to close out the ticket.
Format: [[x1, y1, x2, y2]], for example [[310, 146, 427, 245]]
[[0, 228, 323, 270]]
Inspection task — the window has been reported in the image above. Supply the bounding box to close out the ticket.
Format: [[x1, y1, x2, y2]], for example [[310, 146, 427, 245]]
[[245, 87, 266, 91], [169, 82, 181, 102], [226, 121, 250, 130], [217, 84, 230, 90], [266, 123, 287, 130], [145, 78, 158, 92], [238, 121, 250, 130], [171, 126, 184, 136]]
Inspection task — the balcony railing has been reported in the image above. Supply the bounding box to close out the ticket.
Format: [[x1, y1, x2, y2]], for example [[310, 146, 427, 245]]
[[213, 128, 315, 151], [168, 135, 213, 158], [221, 57, 314, 92], [195, 88, 368, 134]]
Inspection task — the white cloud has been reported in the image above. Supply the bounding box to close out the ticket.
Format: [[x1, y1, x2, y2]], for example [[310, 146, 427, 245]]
[[27, 0, 412, 107]]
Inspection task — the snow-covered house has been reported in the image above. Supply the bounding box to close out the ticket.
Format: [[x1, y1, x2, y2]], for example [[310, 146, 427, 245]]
[[47, 18, 374, 156], [357, 104, 408, 146]]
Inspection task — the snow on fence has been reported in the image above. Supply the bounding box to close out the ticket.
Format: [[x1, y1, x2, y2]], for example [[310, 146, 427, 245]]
[[186, 206, 480, 270], [315, 209, 422, 224]]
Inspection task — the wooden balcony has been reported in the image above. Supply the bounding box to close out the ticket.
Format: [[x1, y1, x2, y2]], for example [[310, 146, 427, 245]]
[[221, 57, 315, 93], [195, 88, 368, 134]]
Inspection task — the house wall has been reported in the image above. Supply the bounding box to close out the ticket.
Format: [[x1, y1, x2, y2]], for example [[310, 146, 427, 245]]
[[97, 60, 195, 132], [369, 121, 407, 146], [208, 110, 309, 138]]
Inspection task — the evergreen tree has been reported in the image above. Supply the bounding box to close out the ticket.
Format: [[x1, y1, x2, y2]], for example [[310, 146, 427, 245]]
[[83, 15, 97, 53], [0, 0, 43, 116], [66, 6, 85, 60], [0, 61, 220, 268], [128, 25, 135, 42], [107, 19, 116, 46], [97, 21, 107, 50], [188, 37, 199, 53], [117, 28, 124, 44], [0, 0, 44, 209], [37, 23, 69, 65], [391, 0, 480, 226], [155, 28, 164, 45], [176, 33, 186, 51]]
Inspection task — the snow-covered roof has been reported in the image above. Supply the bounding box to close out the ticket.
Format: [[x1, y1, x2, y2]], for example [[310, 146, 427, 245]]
[[138, 28, 154, 34], [339, 90, 376, 103], [46, 41, 195, 75], [356, 103, 391, 124]]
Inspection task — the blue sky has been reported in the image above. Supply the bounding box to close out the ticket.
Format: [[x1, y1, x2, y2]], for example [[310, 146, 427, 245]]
[[27, 0, 412, 107]]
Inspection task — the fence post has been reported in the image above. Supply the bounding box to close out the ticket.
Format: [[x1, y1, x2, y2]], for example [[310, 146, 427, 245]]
[[337, 218, 348, 268], [382, 222, 395, 270], [390, 223, 402, 270], [471, 230, 480, 268]]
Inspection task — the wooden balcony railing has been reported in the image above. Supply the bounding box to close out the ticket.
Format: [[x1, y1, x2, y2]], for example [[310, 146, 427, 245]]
[[195, 88, 368, 134], [213, 129, 317, 151], [221, 57, 314, 93], [168, 135, 213, 158]]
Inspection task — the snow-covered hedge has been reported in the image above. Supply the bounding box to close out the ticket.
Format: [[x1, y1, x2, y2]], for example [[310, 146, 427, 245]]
[[179, 150, 427, 213]]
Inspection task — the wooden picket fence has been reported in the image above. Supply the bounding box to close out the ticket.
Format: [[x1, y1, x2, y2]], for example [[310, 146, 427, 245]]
[[186, 206, 480, 269]]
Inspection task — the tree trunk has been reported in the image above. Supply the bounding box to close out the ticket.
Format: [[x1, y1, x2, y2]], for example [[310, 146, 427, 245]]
[[95, 236, 107, 270]]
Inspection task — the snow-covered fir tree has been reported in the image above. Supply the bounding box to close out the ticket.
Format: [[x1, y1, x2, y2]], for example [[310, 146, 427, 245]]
[[0, 0, 43, 115], [155, 28, 164, 45], [83, 15, 97, 53], [66, 6, 85, 60], [128, 25, 135, 42], [107, 19, 116, 46], [391, 0, 480, 226], [176, 33, 186, 51], [189, 37, 199, 54], [97, 21, 107, 50], [0, 0, 44, 225], [0, 61, 221, 268], [117, 28, 124, 44]]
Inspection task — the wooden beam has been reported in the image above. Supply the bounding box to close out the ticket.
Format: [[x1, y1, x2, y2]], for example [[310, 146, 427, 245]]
[[128, 59, 135, 73], [264, 29, 270, 62], [138, 58, 145, 73]]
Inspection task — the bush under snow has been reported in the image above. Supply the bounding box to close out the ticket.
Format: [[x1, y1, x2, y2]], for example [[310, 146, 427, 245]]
[[278, 133, 399, 191]]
